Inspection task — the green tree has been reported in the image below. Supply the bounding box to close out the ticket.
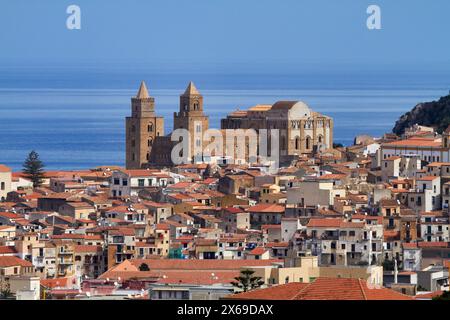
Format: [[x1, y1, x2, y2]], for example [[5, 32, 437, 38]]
[[231, 269, 264, 293], [203, 164, 212, 178], [22, 150, 46, 188], [139, 263, 150, 271], [432, 291, 450, 300], [0, 280, 13, 299]]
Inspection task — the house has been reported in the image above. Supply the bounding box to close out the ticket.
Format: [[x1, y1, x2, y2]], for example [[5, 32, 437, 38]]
[[419, 211, 449, 242], [403, 243, 421, 271], [0, 256, 35, 277], [305, 217, 383, 266], [246, 204, 285, 229], [109, 169, 171, 197], [59, 201, 96, 220], [287, 180, 346, 208], [218, 207, 250, 233]]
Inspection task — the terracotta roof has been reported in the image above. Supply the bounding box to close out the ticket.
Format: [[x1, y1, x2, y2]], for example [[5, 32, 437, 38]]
[[226, 282, 309, 300], [100, 259, 281, 279], [402, 242, 419, 249], [0, 246, 17, 254], [40, 277, 71, 289], [0, 256, 33, 267], [418, 242, 449, 248], [0, 164, 11, 172], [246, 204, 285, 214], [383, 138, 442, 148], [226, 278, 413, 300], [74, 245, 103, 253], [249, 247, 267, 255], [307, 218, 364, 229], [417, 176, 439, 181]]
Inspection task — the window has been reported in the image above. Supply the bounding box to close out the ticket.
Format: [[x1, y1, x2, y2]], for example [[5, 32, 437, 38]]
[[114, 178, 120, 185], [295, 137, 300, 150], [138, 179, 145, 187], [122, 179, 128, 186], [306, 136, 311, 150], [148, 123, 153, 132], [0, 182, 4, 190]]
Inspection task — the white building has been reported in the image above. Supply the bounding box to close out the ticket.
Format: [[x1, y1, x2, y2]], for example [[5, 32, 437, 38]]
[[110, 169, 172, 197]]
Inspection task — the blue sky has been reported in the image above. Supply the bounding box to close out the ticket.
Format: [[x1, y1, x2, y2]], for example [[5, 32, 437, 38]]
[[1, 0, 450, 74]]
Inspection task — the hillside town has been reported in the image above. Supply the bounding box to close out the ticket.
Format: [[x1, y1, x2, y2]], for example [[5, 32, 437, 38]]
[[0, 82, 449, 300]]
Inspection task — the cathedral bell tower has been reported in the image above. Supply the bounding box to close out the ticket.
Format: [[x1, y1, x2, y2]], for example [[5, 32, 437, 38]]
[[173, 82, 209, 163], [126, 81, 164, 169]]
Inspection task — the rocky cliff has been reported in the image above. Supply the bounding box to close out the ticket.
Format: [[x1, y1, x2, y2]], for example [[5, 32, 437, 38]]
[[392, 92, 450, 135]]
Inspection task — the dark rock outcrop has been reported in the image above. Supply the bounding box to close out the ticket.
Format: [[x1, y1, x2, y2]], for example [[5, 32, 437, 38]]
[[392, 92, 450, 135]]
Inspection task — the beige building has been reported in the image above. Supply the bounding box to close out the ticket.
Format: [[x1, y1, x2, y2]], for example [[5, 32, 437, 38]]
[[287, 179, 346, 208], [173, 82, 209, 163], [126, 81, 164, 169], [0, 164, 12, 201], [221, 101, 333, 163], [59, 202, 96, 220], [248, 255, 383, 287]]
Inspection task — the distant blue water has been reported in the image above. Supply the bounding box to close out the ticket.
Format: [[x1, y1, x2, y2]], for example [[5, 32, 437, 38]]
[[0, 68, 449, 171]]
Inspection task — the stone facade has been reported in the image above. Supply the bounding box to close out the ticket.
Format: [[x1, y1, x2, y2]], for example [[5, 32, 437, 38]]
[[126, 81, 164, 169], [173, 82, 209, 162], [221, 101, 333, 162], [125, 82, 334, 168]]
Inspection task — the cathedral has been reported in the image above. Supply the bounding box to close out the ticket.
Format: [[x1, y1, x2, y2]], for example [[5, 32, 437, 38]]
[[125, 82, 334, 169], [126, 81, 210, 169]]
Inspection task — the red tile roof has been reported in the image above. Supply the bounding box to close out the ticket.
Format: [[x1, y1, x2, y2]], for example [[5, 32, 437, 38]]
[[307, 218, 364, 228], [0, 256, 33, 267], [246, 204, 285, 214], [0, 246, 17, 255], [226, 278, 413, 300], [0, 164, 11, 172]]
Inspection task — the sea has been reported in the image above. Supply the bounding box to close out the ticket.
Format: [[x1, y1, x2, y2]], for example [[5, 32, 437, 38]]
[[0, 66, 449, 171]]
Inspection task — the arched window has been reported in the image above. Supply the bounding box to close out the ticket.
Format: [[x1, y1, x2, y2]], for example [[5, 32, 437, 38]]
[[148, 138, 153, 147], [318, 135, 323, 143], [148, 123, 153, 132], [445, 137, 448, 148], [146, 153, 150, 160], [193, 102, 199, 110], [295, 137, 300, 150], [306, 136, 311, 150]]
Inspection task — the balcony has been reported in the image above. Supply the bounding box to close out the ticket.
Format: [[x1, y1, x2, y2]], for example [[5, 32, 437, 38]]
[[59, 259, 73, 265]]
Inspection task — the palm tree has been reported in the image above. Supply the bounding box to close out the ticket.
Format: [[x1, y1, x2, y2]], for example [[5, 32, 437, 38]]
[[231, 269, 264, 293]]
